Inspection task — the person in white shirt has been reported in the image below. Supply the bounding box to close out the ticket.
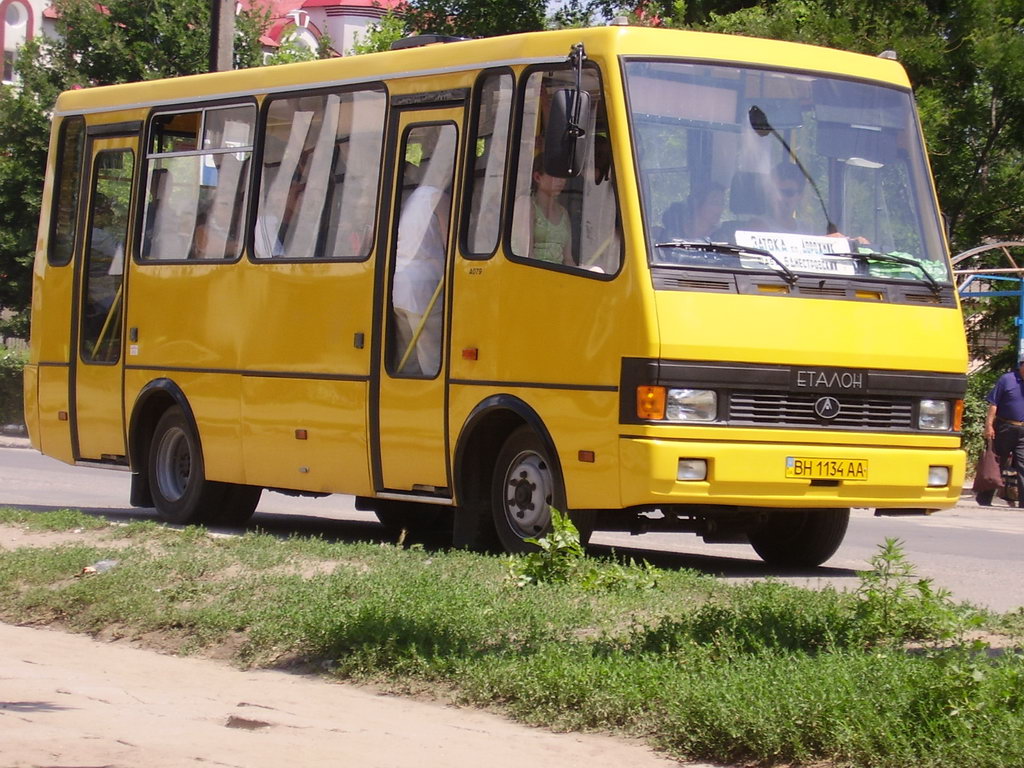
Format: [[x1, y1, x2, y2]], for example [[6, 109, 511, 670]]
[[391, 126, 456, 376]]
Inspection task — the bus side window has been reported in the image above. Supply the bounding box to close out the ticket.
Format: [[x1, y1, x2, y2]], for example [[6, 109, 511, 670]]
[[48, 116, 86, 267], [509, 67, 620, 276], [463, 70, 513, 257], [140, 105, 255, 262], [256, 86, 386, 261]]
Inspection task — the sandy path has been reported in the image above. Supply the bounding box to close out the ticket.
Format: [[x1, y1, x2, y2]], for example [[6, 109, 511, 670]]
[[0, 622, 701, 768]]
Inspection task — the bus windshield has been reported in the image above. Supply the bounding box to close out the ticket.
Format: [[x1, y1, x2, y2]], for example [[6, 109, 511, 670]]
[[624, 60, 951, 285]]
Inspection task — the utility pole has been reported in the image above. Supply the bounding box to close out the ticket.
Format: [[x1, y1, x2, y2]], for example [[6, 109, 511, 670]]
[[209, 0, 234, 72]]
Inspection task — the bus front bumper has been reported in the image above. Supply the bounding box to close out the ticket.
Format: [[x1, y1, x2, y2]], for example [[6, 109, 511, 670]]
[[619, 437, 965, 510]]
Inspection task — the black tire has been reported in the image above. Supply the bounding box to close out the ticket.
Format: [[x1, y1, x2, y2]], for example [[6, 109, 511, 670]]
[[747, 508, 850, 567], [147, 406, 230, 525], [211, 484, 263, 526], [490, 426, 593, 553]]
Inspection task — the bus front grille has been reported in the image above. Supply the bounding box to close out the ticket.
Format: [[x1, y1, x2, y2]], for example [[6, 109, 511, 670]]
[[728, 392, 915, 429]]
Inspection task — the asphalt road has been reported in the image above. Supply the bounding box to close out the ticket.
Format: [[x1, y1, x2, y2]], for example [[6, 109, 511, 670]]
[[2, 441, 1023, 612]]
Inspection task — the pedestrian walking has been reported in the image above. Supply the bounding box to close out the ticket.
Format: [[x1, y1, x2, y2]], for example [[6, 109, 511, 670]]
[[979, 359, 1024, 506]]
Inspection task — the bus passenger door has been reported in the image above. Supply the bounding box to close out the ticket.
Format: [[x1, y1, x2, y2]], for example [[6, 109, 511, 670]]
[[72, 135, 136, 461], [375, 112, 461, 495]]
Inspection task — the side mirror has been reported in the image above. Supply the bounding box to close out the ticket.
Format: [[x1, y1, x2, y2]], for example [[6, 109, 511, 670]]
[[543, 88, 592, 178]]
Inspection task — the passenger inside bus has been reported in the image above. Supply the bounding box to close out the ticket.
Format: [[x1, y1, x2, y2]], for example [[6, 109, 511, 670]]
[[391, 124, 456, 377], [84, 196, 125, 341], [188, 211, 212, 259], [766, 162, 807, 233], [658, 182, 726, 242], [511, 154, 574, 266]]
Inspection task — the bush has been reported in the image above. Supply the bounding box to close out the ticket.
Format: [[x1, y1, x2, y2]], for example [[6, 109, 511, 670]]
[[963, 367, 1001, 466], [506, 508, 658, 592], [0, 344, 27, 426], [0, 309, 29, 340]]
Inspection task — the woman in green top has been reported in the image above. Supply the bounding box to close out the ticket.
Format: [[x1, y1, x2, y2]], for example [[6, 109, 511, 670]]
[[529, 155, 574, 265]]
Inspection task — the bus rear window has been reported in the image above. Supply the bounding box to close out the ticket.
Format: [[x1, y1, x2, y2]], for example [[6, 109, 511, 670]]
[[48, 116, 86, 267]]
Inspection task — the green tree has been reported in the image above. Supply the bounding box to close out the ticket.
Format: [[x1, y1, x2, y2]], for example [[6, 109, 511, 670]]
[[555, 0, 758, 27], [690, 0, 1024, 256], [0, 0, 273, 330], [691, 0, 1024, 366], [0, 39, 57, 329], [401, 0, 546, 38], [266, 34, 336, 65], [348, 12, 407, 54]]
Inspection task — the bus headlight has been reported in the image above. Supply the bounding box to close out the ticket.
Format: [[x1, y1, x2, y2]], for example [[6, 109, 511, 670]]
[[927, 466, 950, 487], [918, 399, 950, 431], [666, 389, 717, 422]]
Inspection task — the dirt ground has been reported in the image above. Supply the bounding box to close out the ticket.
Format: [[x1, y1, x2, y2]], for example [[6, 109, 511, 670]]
[[0, 523, 710, 768]]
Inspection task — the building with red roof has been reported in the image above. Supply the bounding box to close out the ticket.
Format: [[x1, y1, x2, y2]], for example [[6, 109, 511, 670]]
[[2, 0, 48, 83], [242, 0, 405, 58]]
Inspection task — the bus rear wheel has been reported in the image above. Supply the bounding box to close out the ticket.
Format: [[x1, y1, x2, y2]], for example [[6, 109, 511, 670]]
[[490, 426, 593, 553], [747, 508, 849, 567], [148, 406, 256, 525]]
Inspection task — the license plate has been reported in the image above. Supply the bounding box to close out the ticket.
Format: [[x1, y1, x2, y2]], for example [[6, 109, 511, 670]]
[[786, 457, 868, 480]]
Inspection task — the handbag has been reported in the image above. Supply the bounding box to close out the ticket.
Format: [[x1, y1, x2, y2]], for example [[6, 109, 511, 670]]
[[973, 440, 1004, 492]]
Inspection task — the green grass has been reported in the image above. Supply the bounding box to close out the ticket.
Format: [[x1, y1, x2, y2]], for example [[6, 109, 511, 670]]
[[0, 506, 110, 530], [0, 510, 1022, 768]]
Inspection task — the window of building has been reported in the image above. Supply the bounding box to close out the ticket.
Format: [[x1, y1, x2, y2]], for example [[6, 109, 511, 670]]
[[2, 1, 29, 83]]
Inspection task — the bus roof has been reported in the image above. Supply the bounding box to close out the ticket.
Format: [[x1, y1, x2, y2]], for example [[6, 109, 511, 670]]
[[53, 25, 911, 116]]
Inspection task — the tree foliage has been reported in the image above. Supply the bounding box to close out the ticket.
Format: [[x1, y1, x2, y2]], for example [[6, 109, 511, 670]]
[[348, 13, 408, 55], [4, 0, 1024, 358], [691, 0, 1024, 258], [0, 38, 54, 319], [685, 0, 1024, 365], [401, 0, 546, 38], [0, 0, 274, 325]]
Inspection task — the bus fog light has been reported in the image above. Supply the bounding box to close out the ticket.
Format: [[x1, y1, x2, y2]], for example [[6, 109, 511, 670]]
[[666, 389, 717, 421], [927, 466, 950, 487], [919, 399, 950, 430], [677, 459, 707, 481]]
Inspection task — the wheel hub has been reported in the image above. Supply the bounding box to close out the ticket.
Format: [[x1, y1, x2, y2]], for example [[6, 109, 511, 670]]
[[502, 451, 552, 538], [155, 426, 190, 503]]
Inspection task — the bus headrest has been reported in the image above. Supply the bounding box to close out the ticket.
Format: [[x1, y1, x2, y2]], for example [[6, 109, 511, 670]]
[[729, 171, 770, 216]]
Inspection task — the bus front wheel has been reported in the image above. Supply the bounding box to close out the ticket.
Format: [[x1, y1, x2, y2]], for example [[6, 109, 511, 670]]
[[747, 508, 849, 567], [490, 426, 593, 553]]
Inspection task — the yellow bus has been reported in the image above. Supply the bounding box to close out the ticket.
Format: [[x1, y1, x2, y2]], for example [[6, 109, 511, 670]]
[[24, 25, 967, 566]]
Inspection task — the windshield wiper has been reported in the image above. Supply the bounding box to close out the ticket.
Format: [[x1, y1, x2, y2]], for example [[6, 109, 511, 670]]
[[832, 251, 943, 295], [655, 240, 799, 285]]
